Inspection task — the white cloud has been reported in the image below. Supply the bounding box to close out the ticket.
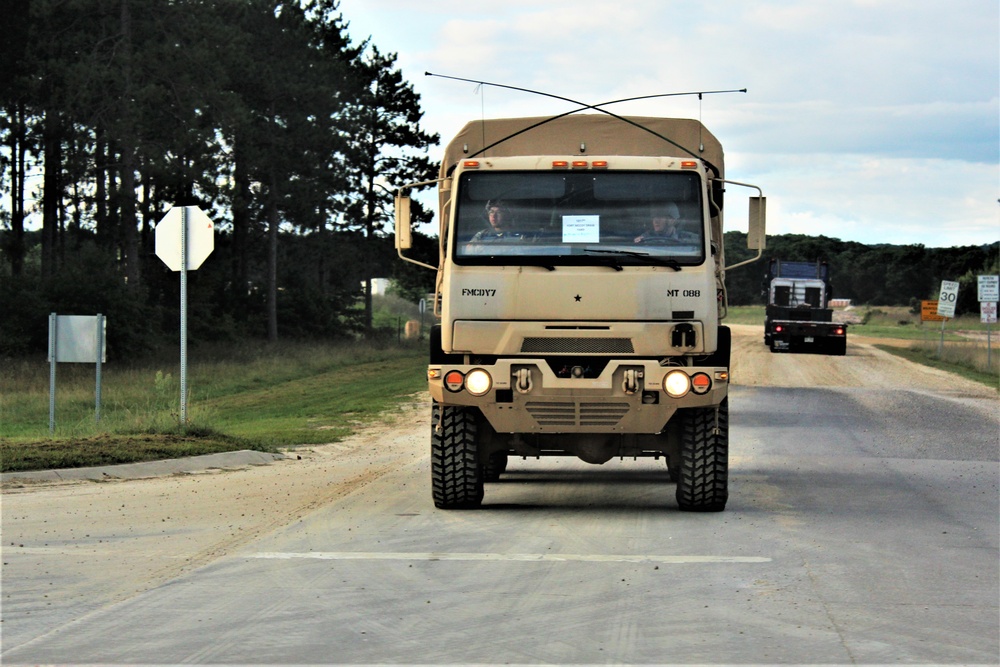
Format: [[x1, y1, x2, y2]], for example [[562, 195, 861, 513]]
[[338, 0, 999, 247]]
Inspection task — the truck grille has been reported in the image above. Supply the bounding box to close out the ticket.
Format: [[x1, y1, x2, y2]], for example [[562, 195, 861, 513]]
[[521, 337, 634, 353], [526, 402, 630, 427]]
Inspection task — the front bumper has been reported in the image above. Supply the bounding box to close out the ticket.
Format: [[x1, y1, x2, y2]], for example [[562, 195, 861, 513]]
[[428, 359, 728, 434]]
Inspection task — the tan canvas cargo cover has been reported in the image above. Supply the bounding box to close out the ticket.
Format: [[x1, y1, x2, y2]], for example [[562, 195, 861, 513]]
[[440, 115, 724, 179]]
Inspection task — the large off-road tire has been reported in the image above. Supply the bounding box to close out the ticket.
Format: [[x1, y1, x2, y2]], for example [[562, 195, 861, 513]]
[[665, 456, 680, 483], [431, 402, 484, 509], [482, 451, 508, 482], [676, 398, 729, 512]]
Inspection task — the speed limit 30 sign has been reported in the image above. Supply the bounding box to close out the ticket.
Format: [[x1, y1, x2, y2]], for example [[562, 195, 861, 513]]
[[936, 280, 960, 318]]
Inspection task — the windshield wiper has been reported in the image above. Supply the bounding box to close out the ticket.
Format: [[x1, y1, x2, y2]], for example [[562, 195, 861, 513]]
[[518, 258, 557, 271], [584, 248, 683, 271]]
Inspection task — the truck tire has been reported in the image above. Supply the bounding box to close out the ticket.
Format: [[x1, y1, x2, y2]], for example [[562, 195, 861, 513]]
[[431, 402, 484, 509], [676, 398, 729, 512], [666, 456, 680, 483], [482, 452, 508, 482]]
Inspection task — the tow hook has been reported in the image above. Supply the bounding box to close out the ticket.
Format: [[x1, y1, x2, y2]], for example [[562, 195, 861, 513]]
[[515, 368, 533, 394], [622, 369, 641, 395]]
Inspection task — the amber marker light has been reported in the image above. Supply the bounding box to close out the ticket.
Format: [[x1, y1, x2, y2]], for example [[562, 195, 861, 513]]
[[571, 160, 589, 168], [591, 160, 609, 168], [552, 160, 569, 168], [681, 161, 698, 169], [463, 161, 480, 169]]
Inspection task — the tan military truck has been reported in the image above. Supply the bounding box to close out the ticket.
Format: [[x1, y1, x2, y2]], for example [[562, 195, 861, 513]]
[[395, 114, 765, 511]]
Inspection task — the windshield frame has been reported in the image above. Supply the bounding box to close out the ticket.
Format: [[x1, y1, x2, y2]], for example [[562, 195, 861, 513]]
[[451, 169, 707, 268]]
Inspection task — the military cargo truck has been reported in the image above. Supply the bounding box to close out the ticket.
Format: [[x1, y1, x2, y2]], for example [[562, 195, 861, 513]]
[[763, 259, 847, 355], [395, 114, 766, 511]]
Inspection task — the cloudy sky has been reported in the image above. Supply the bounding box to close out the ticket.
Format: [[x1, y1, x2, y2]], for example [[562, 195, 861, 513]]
[[338, 0, 998, 248]]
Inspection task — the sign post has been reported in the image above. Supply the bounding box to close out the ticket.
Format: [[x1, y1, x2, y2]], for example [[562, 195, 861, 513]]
[[48, 314, 107, 434], [979, 275, 999, 370], [936, 281, 960, 356], [155, 205, 214, 424]]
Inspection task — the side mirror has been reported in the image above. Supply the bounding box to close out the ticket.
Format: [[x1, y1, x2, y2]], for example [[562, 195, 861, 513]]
[[394, 193, 412, 251], [747, 196, 766, 250]]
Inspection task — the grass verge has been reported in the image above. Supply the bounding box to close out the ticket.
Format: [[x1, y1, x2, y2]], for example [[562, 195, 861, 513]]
[[1, 341, 428, 473], [874, 344, 1000, 390]]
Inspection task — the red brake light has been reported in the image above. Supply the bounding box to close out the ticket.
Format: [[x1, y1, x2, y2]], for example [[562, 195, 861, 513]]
[[444, 370, 465, 392], [691, 372, 712, 395]]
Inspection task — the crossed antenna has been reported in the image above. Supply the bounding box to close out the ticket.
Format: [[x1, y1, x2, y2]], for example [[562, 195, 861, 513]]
[[425, 72, 746, 172]]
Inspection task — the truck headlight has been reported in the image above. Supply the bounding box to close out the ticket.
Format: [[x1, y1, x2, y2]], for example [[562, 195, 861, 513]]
[[465, 369, 493, 396], [663, 370, 691, 398]]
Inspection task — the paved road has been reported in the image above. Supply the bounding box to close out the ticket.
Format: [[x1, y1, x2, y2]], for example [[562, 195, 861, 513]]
[[2, 341, 998, 664]]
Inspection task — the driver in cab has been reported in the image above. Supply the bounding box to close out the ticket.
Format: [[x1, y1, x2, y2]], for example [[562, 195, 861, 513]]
[[465, 200, 523, 252], [634, 203, 696, 244]]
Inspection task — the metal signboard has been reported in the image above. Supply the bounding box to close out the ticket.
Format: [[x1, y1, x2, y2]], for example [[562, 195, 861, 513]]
[[155, 206, 215, 271], [936, 281, 960, 318], [978, 275, 999, 303], [921, 300, 947, 322], [982, 301, 998, 324], [49, 315, 107, 363]]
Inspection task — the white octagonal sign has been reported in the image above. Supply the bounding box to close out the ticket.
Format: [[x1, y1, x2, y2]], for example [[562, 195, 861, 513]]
[[155, 206, 215, 271]]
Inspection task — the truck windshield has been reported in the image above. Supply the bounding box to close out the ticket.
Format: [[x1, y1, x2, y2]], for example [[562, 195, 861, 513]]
[[453, 171, 705, 266]]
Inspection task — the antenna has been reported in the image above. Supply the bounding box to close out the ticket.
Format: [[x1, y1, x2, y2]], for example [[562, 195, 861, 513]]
[[426, 72, 745, 169]]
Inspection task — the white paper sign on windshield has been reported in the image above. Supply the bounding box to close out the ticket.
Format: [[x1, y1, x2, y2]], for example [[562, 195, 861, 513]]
[[562, 215, 600, 243]]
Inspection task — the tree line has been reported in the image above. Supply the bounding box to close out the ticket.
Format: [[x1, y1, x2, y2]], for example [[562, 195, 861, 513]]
[[1, 0, 439, 357], [724, 232, 999, 314], [2, 1, 996, 360]]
